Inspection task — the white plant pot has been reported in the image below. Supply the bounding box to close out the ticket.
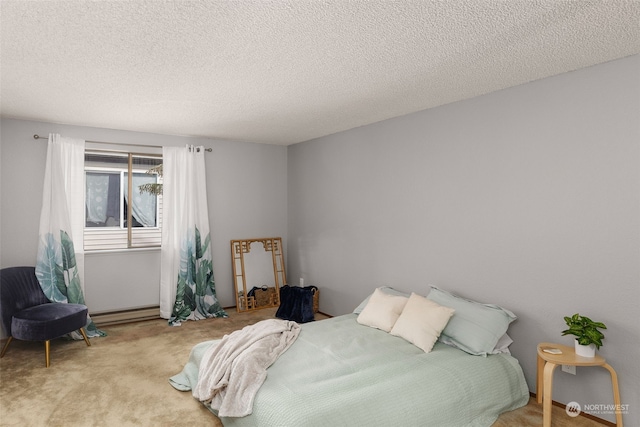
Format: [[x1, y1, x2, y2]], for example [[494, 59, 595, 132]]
[[575, 340, 596, 358]]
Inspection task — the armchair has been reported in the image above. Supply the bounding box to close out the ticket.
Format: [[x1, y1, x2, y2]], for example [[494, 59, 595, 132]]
[[0, 266, 91, 367]]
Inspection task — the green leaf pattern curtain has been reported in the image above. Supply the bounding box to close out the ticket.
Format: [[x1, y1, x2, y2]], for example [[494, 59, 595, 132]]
[[35, 134, 104, 338], [160, 145, 227, 325]]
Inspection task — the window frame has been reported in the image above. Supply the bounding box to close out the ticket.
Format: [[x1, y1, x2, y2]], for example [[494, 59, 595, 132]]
[[83, 149, 163, 252]]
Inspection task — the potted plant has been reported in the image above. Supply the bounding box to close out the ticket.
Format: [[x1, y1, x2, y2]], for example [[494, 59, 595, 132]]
[[561, 313, 607, 357]]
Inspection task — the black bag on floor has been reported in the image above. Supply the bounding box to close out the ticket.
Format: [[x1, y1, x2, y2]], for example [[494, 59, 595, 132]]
[[276, 285, 317, 323]]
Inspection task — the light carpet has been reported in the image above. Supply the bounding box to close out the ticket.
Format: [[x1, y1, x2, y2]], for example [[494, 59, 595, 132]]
[[0, 308, 607, 426]]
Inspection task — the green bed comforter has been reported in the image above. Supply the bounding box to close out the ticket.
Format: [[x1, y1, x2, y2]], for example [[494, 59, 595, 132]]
[[170, 314, 529, 427]]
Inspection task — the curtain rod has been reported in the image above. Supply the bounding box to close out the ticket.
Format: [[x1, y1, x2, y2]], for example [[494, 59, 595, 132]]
[[33, 134, 212, 152]]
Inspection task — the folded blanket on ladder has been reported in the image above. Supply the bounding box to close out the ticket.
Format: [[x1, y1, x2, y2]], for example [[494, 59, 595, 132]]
[[193, 318, 301, 417]]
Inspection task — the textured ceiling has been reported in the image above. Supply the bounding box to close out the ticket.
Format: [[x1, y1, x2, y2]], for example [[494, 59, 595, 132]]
[[1, 1, 639, 145]]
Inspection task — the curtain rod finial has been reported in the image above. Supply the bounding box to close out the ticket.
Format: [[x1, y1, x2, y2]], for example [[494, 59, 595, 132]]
[[33, 134, 41, 139]]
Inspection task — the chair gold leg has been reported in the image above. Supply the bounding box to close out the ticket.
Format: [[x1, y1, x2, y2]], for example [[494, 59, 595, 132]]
[[44, 340, 51, 367], [0, 336, 13, 358], [79, 328, 91, 347]]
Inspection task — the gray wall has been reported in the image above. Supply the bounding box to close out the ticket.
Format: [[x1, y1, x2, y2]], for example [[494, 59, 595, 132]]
[[287, 55, 639, 425], [0, 118, 288, 313]]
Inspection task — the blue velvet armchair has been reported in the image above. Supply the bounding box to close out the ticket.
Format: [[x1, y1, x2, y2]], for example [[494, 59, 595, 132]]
[[0, 266, 91, 367]]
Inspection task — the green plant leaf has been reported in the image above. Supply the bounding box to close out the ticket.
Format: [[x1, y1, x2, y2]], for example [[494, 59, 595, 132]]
[[564, 326, 584, 336], [60, 230, 77, 271], [195, 227, 203, 259], [184, 282, 196, 311], [195, 265, 207, 296], [581, 315, 593, 324], [586, 329, 604, 342], [59, 230, 87, 304], [202, 233, 211, 256], [35, 233, 67, 302], [562, 313, 606, 348], [577, 336, 591, 346], [170, 273, 191, 324], [66, 272, 82, 302], [178, 274, 187, 299]]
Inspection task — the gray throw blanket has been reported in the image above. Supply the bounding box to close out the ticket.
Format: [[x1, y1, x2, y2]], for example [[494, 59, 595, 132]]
[[192, 318, 300, 417]]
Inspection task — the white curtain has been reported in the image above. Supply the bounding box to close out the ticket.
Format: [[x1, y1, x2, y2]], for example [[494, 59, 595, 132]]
[[160, 145, 227, 324], [124, 173, 157, 227], [85, 173, 110, 223], [123, 173, 157, 227], [35, 134, 104, 337]]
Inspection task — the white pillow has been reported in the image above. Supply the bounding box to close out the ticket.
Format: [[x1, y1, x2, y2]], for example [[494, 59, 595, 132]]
[[356, 288, 409, 332], [390, 293, 455, 353], [353, 286, 410, 314]]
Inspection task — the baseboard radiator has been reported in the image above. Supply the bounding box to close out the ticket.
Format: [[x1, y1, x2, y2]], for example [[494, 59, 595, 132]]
[[90, 306, 161, 326]]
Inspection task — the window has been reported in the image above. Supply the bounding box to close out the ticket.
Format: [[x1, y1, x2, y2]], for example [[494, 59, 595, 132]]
[[84, 151, 163, 251]]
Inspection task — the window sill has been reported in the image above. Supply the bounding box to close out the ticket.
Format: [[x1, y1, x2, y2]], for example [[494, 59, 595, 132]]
[[84, 246, 161, 255]]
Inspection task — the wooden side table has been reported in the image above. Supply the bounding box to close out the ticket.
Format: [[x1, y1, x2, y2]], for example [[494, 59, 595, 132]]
[[536, 342, 623, 427]]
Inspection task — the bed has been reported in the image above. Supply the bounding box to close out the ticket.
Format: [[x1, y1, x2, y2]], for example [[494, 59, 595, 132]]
[[170, 287, 530, 427]]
